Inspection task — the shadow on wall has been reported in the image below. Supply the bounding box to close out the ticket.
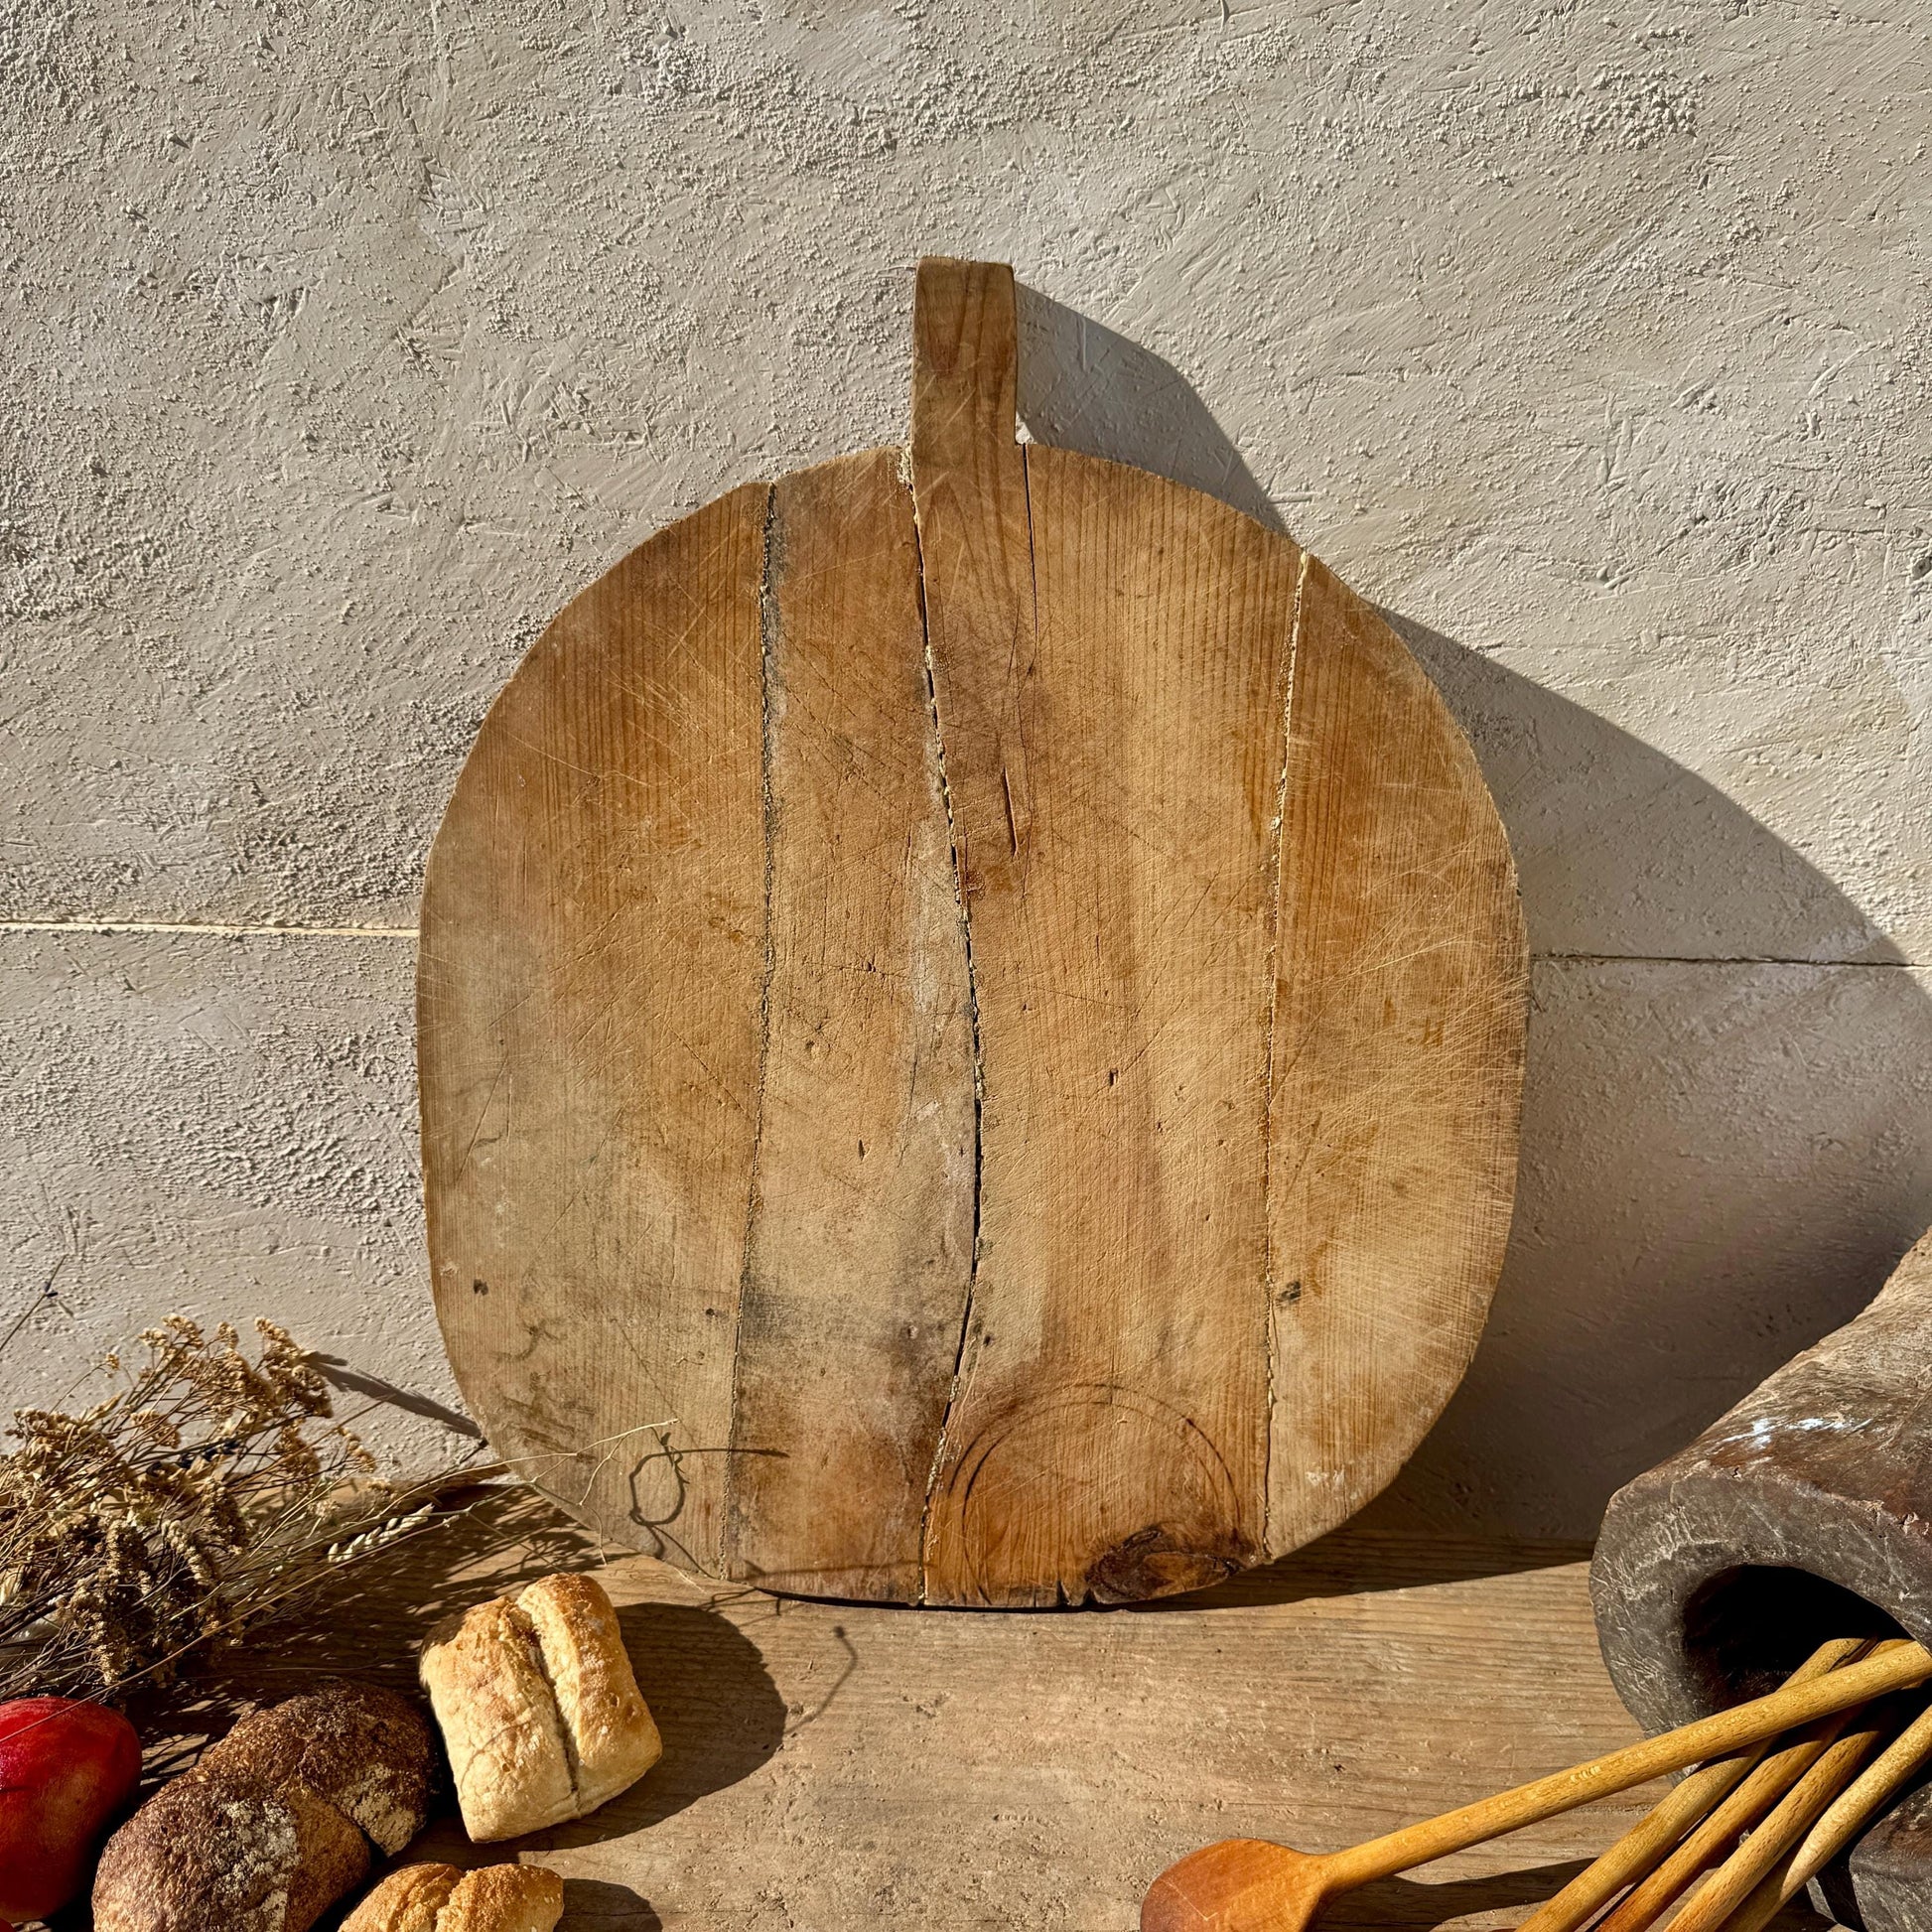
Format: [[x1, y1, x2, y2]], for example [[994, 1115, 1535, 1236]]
[[1014, 282, 1932, 1543]]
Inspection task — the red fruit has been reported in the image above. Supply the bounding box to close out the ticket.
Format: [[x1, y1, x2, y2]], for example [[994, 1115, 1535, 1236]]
[[0, 1697, 142, 1919]]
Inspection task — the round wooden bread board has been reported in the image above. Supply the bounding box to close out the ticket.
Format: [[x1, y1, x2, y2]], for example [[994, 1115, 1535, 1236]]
[[418, 259, 1527, 1608]]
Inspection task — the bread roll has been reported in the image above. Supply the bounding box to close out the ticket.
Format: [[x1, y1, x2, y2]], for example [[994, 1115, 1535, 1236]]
[[515, 1574, 660, 1813], [420, 1596, 574, 1840], [341, 1863, 564, 1932], [91, 1764, 369, 1932], [91, 1678, 434, 1931], [339, 1863, 460, 1932], [445, 1864, 566, 1932], [420, 1572, 660, 1842], [200, 1677, 435, 1853]]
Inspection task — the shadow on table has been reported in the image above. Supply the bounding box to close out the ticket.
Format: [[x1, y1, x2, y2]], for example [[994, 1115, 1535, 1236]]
[[120, 1480, 789, 1859], [1323, 1861, 1828, 1932], [1324, 1860, 1589, 1929], [1129, 1485, 1589, 1614], [127, 1484, 598, 1785], [529, 1600, 786, 1845], [561, 1877, 663, 1929]]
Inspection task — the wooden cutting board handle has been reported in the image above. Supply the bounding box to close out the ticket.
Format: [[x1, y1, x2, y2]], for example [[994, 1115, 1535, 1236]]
[[908, 257, 1036, 915], [911, 256, 1021, 480]]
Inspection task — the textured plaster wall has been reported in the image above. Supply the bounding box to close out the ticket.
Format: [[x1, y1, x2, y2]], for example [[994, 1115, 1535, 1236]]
[[3, 0, 1928, 1539]]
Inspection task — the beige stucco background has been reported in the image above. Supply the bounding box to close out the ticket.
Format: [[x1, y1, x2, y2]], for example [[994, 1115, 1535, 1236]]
[[4, 0, 1927, 1542]]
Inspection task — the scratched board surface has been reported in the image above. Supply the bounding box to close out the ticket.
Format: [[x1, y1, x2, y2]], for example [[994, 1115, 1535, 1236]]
[[417, 261, 1527, 1608]]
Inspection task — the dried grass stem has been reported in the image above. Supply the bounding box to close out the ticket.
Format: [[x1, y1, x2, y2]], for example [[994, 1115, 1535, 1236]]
[[0, 1315, 472, 1700]]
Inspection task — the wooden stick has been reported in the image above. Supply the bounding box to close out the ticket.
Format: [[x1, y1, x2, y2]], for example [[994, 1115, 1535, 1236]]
[[1515, 1639, 1871, 1932], [1142, 1640, 1932, 1932], [1718, 1697, 1932, 1932], [1589, 1648, 1918, 1932], [1661, 1698, 1897, 1932]]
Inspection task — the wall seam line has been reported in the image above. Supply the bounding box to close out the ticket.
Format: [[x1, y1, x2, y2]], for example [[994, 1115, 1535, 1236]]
[[3, 922, 1923, 972], [0, 919, 421, 938]]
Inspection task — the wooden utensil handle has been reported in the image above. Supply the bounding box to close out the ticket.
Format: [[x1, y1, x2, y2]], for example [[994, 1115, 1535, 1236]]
[[1515, 1638, 1869, 1932], [1664, 1703, 1897, 1932], [1723, 1698, 1932, 1932], [1788, 1697, 1932, 1892], [1592, 1711, 1854, 1932], [1324, 1641, 1932, 1891]]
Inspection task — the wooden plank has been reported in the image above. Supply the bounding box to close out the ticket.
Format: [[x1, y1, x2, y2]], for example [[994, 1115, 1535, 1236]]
[[723, 449, 977, 1600], [418, 483, 770, 1575], [1265, 559, 1528, 1555], [153, 1494, 1649, 1932], [904, 255, 1039, 1602], [918, 426, 1303, 1606]]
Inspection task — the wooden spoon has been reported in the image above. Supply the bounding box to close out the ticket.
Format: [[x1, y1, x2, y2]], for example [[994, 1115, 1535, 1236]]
[[1658, 1698, 1898, 1932], [1513, 1639, 1871, 1932], [1715, 1696, 1932, 1932], [1140, 1641, 1932, 1932]]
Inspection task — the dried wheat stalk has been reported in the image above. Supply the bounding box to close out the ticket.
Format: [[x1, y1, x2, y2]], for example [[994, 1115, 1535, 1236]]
[[0, 1316, 470, 1700]]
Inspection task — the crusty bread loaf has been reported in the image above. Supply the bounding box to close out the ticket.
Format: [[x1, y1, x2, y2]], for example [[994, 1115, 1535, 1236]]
[[341, 1863, 564, 1932], [420, 1595, 575, 1840], [91, 1678, 435, 1932], [200, 1677, 436, 1853], [92, 1764, 369, 1932], [420, 1571, 660, 1842]]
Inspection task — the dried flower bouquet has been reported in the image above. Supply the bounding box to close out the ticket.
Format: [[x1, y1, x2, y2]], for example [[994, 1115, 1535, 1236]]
[[0, 1316, 451, 1701]]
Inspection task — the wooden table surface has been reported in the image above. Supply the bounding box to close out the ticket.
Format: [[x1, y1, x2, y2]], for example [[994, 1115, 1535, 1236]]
[[140, 1490, 1831, 1932]]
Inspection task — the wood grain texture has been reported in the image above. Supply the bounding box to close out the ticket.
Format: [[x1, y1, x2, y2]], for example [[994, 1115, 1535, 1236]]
[[905, 257, 1035, 916], [420, 258, 1527, 1606], [1144, 1643, 1932, 1932], [725, 449, 976, 1600], [918, 438, 1300, 1605], [1265, 557, 1529, 1552], [419, 483, 768, 1575], [160, 1496, 1703, 1932]]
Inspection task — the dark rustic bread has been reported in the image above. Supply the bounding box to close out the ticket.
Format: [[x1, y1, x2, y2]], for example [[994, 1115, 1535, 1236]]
[[200, 1677, 436, 1853], [90, 1677, 434, 1931], [91, 1763, 369, 1932]]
